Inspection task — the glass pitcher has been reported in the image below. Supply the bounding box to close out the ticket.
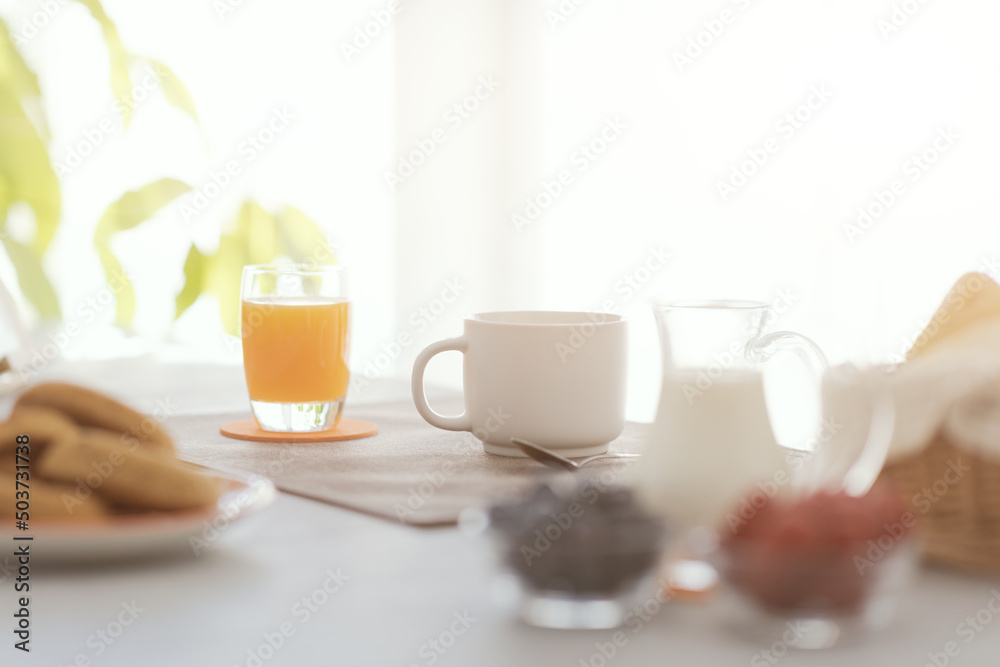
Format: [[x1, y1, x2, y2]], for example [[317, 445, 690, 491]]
[[632, 300, 829, 531]]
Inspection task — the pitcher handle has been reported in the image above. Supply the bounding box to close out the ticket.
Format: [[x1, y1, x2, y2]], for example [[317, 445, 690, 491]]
[[747, 330, 829, 487], [748, 330, 829, 372]]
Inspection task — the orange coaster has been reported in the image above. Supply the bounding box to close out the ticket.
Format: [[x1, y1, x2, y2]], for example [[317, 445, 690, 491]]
[[220, 417, 378, 443]]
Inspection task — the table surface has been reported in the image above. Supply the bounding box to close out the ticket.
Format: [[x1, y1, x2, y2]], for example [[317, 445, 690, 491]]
[[8, 358, 1000, 667]]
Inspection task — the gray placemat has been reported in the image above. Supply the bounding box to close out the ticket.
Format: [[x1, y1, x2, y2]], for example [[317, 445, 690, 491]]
[[167, 400, 646, 527]]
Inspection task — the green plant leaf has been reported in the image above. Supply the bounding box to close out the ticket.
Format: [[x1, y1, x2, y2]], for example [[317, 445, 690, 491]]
[[75, 0, 133, 129], [0, 86, 60, 254], [1, 236, 59, 319], [176, 244, 206, 319], [93, 177, 190, 242], [148, 60, 198, 125], [93, 178, 190, 325], [96, 246, 133, 326], [0, 19, 50, 143], [203, 202, 276, 335], [180, 201, 335, 335], [0, 21, 39, 97], [276, 206, 336, 264], [0, 172, 9, 224], [205, 231, 247, 337], [236, 201, 280, 264]]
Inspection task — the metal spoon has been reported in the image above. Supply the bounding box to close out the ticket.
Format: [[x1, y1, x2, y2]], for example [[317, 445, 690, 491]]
[[511, 438, 640, 471]]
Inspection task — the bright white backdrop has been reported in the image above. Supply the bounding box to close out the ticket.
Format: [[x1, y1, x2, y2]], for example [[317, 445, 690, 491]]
[[394, 0, 1000, 419], [2, 0, 1000, 421]]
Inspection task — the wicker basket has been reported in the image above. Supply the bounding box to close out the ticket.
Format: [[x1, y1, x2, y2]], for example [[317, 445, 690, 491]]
[[879, 436, 1000, 575]]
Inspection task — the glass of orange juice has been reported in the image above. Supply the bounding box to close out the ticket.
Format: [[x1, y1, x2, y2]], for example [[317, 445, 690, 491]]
[[240, 264, 350, 432]]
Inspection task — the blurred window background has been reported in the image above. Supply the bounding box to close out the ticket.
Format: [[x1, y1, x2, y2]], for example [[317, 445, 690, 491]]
[[1, 0, 998, 421]]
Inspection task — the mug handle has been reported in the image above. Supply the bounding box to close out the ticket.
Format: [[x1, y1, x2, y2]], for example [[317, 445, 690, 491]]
[[411, 336, 473, 432]]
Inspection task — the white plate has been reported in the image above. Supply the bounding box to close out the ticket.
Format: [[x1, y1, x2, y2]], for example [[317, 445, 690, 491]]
[[29, 467, 277, 564]]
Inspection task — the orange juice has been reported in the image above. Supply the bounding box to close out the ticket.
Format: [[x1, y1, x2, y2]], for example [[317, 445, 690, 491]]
[[241, 297, 350, 403]]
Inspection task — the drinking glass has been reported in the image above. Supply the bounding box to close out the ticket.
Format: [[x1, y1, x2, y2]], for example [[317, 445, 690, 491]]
[[240, 264, 350, 432]]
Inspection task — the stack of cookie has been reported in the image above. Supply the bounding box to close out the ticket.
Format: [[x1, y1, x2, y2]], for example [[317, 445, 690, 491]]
[[1, 383, 220, 521]]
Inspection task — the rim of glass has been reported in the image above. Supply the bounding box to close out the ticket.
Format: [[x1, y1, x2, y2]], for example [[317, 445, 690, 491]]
[[467, 310, 626, 325], [242, 263, 345, 275], [655, 299, 768, 311]]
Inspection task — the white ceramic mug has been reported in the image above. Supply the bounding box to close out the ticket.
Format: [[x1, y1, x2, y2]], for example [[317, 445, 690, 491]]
[[411, 311, 628, 457]]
